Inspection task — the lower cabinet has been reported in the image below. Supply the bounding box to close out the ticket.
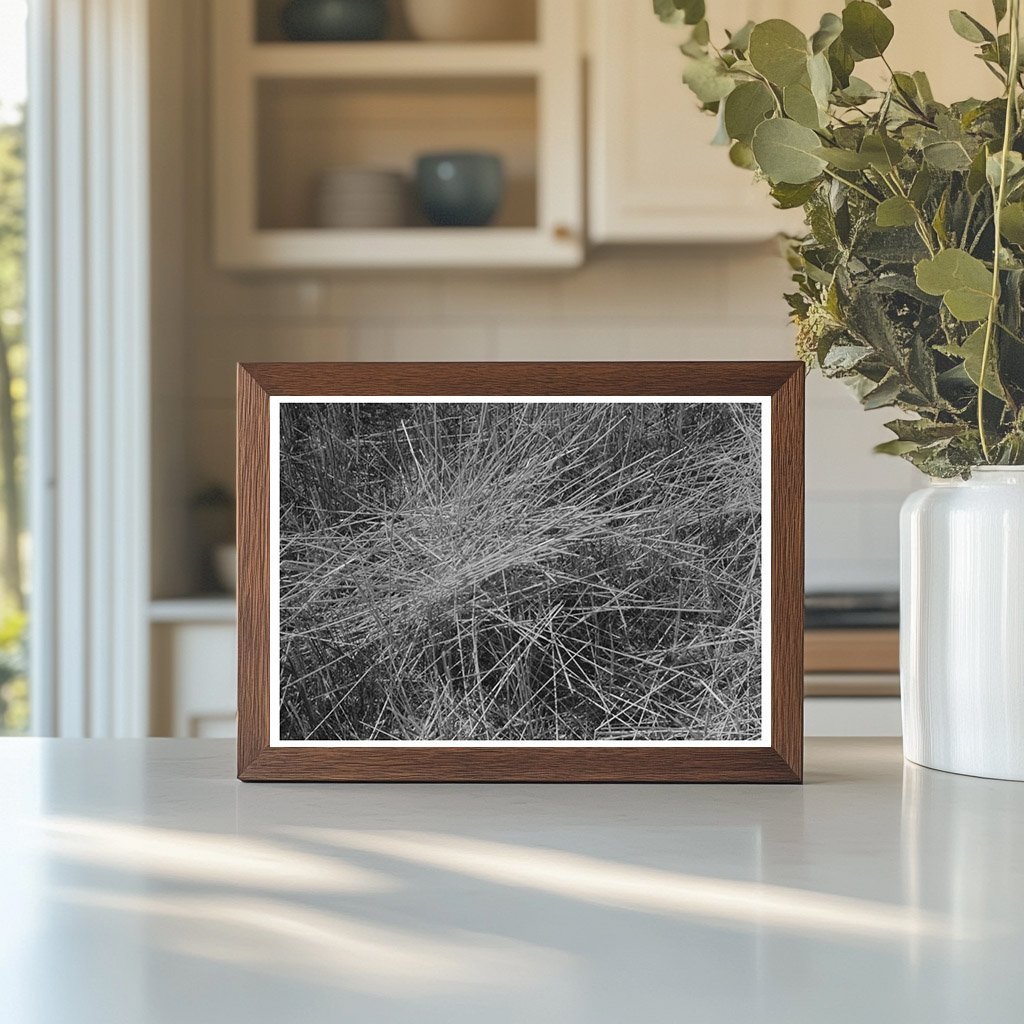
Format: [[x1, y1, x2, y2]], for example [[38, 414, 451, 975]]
[[150, 611, 903, 739], [150, 603, 236, 738]]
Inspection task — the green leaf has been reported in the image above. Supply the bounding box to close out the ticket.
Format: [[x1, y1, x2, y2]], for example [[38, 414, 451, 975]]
[[724, 20, 755, 53], [808, 51, 833, 109], [876, 197, 918, 228], [860, 133, 904, 173], [891, 72, 922, 110], [915, 249, 994, 322], [751, 118, 828, 184], [771, 180, 820, 209], [680, 37, 708, 58], [814, 146, 872, 170], [748, 20, 809, 86], [967, 144, 991, 193], [908, 333, 941, 403], [909, 164, 933, 205], [932, 190, 950, 247], [939, 325, 1006, 398], [913, 71, 935, 104], [823, 341, 873, 372], [885, 418, 964, 443], [810, 12, 843, 54], [948, 10, 994, 44], [979, 33, 1014, 74], [1001, 203, 1024, 245], [680, 20, 710, 56], [944, 289, 993, 325], [684, 2, 706, 27], [729, 140, 757, 169], [842, 1, 895, 59], [807, 191, 841, 248], [682, 57, 736, 104], [827, 36, 856, 88], [875, 439, 922, 455], [784, 80, 824, 129], [993, 0, 1008, 24], [837, 76, 879, 104], [922, 140, 973, 171], [986, 150, 1024, 191], [653, 0, 705, 26], [653, 0, 680, 23], [723, 81, 775, 144], [862, 375, 903, 409]]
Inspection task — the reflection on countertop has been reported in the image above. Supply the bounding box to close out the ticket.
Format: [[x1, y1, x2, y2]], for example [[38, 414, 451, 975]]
[[0, 738, 1021, 1022]]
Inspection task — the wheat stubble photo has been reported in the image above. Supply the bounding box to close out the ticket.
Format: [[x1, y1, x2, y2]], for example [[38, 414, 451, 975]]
[[274, 399, 766, 745]]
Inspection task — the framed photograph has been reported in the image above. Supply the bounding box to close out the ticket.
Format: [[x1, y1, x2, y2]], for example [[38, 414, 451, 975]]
[[237, 362, 804, 782]]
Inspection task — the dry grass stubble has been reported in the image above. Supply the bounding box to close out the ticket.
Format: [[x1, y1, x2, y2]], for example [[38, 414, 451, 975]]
[[278, 401, 763, 742]]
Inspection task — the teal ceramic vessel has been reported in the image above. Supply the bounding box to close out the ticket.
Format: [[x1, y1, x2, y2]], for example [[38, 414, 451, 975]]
[[415, 152, 505, 228], [281, 0, 388, 42]]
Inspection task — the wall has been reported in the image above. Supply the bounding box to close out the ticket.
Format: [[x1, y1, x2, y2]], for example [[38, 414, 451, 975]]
[[163, 0, 920, 599]]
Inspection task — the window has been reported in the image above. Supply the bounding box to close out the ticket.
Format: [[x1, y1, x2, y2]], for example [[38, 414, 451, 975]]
[[0, 0, 28, 734]]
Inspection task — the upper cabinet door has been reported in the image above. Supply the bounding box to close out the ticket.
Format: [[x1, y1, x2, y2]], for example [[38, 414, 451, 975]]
[[586, 0, 997, 245], [587, 0, 806, 244]]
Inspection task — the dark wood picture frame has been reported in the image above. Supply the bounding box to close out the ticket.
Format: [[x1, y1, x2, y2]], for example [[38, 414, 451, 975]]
[[237, 362, 804, 782]]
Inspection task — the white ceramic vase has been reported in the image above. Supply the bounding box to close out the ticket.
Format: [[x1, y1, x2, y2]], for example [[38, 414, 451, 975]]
[[900, 467, 1024, 780]]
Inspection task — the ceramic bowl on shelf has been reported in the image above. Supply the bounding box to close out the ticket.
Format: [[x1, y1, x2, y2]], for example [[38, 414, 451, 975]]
[[403, 0, 534, 42], [315, 167, 408, 229], [281, 0, 388, 42], [415, 152, 504, 227]]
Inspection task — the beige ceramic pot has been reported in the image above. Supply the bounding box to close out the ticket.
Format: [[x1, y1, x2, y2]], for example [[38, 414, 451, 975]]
[[403, 0, 534, 41]]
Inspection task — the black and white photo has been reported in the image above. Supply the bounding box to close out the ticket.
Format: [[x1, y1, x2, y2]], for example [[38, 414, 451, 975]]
[[271, 397, 770, 746]]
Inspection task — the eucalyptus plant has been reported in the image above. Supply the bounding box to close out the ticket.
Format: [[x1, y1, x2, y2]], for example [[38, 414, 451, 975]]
[[657, 0, 1024, 475]]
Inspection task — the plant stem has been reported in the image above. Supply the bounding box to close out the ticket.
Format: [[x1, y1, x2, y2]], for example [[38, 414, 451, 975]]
[[749, 69, 784, 117], [881, 54, 929, 120], [884, 171, 939, 255], [979, 0, 1021, 462], [822, 167, 880, 205]]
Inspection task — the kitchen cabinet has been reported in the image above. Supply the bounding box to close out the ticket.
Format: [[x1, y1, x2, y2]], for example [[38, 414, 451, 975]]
[[212, 0, 1002, 264], [586, 0, 998, 244], [587, 0, 813, 243], [148, 607, 901, 738], [150, 600, 237, 738], [211, 0, 583, 269]]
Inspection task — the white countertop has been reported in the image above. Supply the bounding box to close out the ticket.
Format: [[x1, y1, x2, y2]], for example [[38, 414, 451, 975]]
[[0, 738, 1019, 1023]]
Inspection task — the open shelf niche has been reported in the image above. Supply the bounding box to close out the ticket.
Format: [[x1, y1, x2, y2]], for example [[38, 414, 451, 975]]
[[212, 0, 581, 268]]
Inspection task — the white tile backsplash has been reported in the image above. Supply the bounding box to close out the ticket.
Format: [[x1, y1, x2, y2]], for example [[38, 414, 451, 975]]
[[388, 323, 495, 362], [326, 275, 445, 320], [181, 252, 916, 592], [441, 273, 562, 321], [558, 251, 727, 320], [186, 270, 327, 322], [492, 322, 629, 361]]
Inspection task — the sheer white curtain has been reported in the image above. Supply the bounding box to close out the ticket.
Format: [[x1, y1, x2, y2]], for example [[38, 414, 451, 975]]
[[28, 0, 150, 736]]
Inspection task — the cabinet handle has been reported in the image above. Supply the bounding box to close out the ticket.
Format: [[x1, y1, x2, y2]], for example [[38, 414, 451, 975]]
[[553, 224, 574, 241]]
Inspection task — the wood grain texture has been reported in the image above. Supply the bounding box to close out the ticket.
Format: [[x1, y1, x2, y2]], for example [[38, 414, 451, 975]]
[[237, 365, 271, 778], [240, 361, 801, 397], [237, 362, 805, 783], [770, 365, 804, 783], [805, 629, 900, 674]]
